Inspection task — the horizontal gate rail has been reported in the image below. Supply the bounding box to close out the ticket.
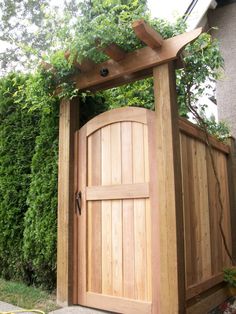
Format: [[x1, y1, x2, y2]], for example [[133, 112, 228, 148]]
[[86, 183, 149, 200]]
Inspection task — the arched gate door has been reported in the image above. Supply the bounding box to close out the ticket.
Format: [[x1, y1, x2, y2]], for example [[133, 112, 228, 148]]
[[73, 107, 159, 314]]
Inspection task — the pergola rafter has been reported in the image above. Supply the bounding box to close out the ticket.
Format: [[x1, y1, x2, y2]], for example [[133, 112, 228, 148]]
[[44, 20, 202, 93], [73, 26, 201, 92], [96, 41, 126, 62], [132, 19, 163, 49]]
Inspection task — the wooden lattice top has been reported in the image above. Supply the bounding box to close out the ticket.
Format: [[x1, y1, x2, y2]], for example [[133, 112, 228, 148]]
[[47, 20, 202, 92]]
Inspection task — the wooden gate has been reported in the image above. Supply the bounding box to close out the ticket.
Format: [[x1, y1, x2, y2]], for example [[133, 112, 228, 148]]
[[73, 107, 159, 314]]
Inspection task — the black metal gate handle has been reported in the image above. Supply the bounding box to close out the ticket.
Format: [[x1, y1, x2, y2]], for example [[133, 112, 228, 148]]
[[75, 191, 82, 215]]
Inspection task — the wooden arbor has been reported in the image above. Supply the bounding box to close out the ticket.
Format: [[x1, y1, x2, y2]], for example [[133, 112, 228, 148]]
[[57, 20, 202, 312]]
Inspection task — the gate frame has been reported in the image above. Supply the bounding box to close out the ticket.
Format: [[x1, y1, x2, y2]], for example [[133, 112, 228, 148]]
[[57, 20, 202, 312]]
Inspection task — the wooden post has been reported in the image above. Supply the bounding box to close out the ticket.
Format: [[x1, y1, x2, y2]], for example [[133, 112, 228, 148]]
[[57, 97, 80, 305], [227, 137, 236, 264], [153, 62, 186, 313]]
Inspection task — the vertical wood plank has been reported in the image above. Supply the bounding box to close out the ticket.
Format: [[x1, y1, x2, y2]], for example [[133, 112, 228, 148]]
[[132, 123, 145, 183], [190, 139, 202, 282], [144, 125, 150, 183], [121, 122, 135, 299], [187, 138, 200, 283], [101, 126, 112, 295], [132, 122, 147, 300], [77, 124, 87, 305], [122, 200, 135, 298], [111, 123, 123, 296], [72, 131, 79, 303], [153, 62, 185, 313], [207, 148, 223, 275], [144, 125, 152, 301], [147, 110, 160, 314], [145, 199, 152, 301], [196, 141, 211, 280], [57, 98, 80, 306], [227, 138, 236, 264], [87, 130, 102, 293], [134, 199, 147, 300], [187, 139, 211, 283], [180, 133, 194, 287], [218, 153, 232, 267]]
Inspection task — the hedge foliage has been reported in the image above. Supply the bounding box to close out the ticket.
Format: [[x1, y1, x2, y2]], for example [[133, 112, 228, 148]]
[[0, 73, 60, 289], [0, 74, 40, 281], [23, 104, 59, 290]]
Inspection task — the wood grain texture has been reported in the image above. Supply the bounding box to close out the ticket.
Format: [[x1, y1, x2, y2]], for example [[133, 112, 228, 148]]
[[180, 126, 233, 305], [85, 292, 152, 314], [227, 138, 236, 263], [121, 122, 135, 299], [132, 123, 147, 300], [193, 140, 211, 281], [207, 149, 223, 275], [72, 131, 79, 303], [122, 198, 135, 298], [144, 126, 152, 301], [57, 98, 79, 306], [86, 183, 149, 200], [186, 286, 228, 314], [87, 130, 102, 293], [153, 62, 185, 313], [77, 124, 87, 305], [110, 123, 123, 296], [132, 19, 163, 49], [99, 43, 126, 61], [74, 107, 156, 312], [64, 97, 233, 312], [217, 152, 232, 267], [180, 133, 195, 286], [86, 107, 147, 136], [186, 273, 224, 300], [147, 111, 160, 314], [101, 125, 112, 295]]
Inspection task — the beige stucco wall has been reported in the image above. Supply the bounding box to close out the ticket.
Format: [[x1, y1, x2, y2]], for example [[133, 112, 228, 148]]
[[208, 3, 236, 138]]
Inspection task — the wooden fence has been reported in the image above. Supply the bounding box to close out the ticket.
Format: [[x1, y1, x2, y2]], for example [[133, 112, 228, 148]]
[[179, 118, 235, 313]]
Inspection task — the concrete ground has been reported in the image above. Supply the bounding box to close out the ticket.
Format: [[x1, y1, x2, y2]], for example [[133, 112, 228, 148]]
[[0, 301, 22, 312], [0, 302, 113, 314], [50, 306, 112, 314]]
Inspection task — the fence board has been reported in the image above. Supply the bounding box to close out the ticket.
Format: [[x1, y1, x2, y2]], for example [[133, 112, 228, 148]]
[[227, 138, 236, 263], [180, 119, 232, 301]]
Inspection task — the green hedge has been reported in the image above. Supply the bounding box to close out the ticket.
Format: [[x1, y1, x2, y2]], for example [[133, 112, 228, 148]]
[[23, 104, 59, 290], [0, 73, 59, 290], [0, 74, 40, 281]]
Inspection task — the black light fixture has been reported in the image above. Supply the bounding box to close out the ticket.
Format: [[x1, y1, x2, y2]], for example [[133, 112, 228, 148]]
[[100, 68, 109, 77]]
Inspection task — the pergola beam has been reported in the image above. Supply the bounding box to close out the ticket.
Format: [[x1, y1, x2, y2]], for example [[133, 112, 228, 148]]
[[88, 68, 152, 92], [132, 19, 163, 49], [72, 28, 202, 92]]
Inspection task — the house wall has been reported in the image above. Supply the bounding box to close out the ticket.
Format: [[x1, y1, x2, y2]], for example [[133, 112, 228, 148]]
[[208, 3, 236, 137]]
